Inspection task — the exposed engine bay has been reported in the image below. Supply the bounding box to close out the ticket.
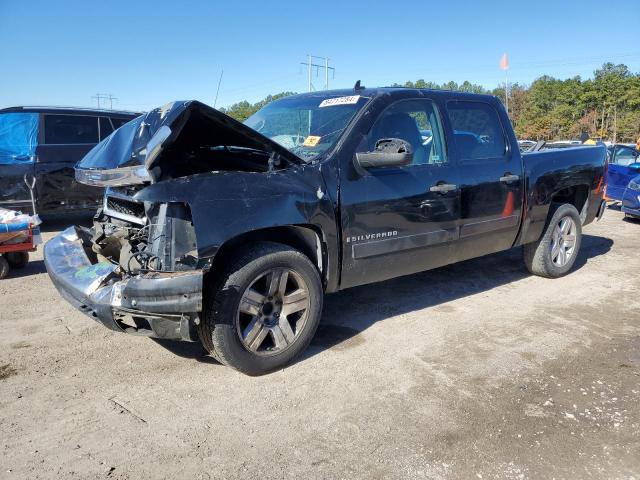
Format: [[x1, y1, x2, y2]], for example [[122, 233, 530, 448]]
[[89, 187, 199, 278]]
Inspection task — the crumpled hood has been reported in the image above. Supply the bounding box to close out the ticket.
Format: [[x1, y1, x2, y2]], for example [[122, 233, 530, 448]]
[[75, 100, 301, 186]]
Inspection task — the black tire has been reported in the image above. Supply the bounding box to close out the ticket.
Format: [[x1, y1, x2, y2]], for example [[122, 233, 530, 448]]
[[0, 256, 9, 280], [523, 203, 582, 278], [6, 251, 29, 269], [198, 242, 323, 375]]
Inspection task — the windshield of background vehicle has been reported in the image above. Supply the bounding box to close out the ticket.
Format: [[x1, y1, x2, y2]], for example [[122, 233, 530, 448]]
[[244, 93, 370, 161]]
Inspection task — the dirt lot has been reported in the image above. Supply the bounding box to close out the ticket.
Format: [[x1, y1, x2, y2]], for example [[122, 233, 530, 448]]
[[1, 207, 639, 480]]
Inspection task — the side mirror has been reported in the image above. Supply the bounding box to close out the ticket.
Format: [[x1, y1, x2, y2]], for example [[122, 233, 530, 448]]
[[355, 138, 413, 169], [629, 162, 640, 171]]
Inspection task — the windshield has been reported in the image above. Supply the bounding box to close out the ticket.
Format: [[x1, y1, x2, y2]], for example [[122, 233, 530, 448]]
[[244, 93, 369, 161]]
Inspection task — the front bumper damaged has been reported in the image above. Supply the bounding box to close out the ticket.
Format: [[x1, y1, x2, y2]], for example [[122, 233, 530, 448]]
[[44, 227, 202, 341]]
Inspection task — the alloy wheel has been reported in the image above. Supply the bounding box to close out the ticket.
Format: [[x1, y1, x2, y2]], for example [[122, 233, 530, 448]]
[[550, 216, 577, 267], [236, 268, 310, 356]]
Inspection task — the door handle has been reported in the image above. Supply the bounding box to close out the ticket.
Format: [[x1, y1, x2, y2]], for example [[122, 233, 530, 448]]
[[429, 183, 457, 193], [500, 174, 520, 183]]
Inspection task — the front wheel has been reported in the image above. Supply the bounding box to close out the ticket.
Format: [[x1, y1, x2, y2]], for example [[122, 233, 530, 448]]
[[198, 242, 323, 375], [523, 203, 582, 278]]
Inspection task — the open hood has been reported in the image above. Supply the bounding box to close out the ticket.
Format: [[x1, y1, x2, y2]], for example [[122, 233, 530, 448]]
[[75, 100, 302, 186]]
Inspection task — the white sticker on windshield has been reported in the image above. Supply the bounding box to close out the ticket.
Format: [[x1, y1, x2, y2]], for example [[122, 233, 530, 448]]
[[319, 95, 360, 108]]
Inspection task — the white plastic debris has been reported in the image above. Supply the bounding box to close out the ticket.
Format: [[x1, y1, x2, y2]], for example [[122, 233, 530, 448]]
[[0, 207, 42, 245]]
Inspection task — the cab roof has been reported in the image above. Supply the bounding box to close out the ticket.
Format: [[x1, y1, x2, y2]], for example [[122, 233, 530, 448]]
[[283, 87, 498, 103], [0, 106, 140, 116]]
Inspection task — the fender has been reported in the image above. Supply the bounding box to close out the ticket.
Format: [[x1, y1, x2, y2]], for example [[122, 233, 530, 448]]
[[517, 145, 606, 245], [134, 163, 341, 291]]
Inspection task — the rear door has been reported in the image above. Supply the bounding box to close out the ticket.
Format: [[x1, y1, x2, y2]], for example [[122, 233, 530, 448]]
[[0, 112, 39, 214], [445, 100, 524, 262], [36, 113, 103, 214], [606, 145, 639, 200]]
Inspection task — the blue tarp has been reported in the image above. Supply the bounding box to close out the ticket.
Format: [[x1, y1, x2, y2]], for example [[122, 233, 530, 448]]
[[0, 221, 30, 233], [0, 112, 39, 164]]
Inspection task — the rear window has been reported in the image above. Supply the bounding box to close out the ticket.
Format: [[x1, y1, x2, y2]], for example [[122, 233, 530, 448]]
[[44, 114, 99, 144], [447, 101, 506, 161]]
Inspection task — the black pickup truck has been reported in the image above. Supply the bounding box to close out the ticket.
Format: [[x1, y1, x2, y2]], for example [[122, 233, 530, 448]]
[[44, 88, 607, 375]]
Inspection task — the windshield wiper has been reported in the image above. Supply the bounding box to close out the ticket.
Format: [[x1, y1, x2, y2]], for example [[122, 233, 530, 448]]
[[206, 145, 270, 155]]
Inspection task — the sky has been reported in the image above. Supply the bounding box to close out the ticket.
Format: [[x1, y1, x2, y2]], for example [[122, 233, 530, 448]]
[[1, 0, 639, 112]]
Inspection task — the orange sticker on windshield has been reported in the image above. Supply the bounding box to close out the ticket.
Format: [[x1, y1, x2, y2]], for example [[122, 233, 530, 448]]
[[303, 135, 321, 147]]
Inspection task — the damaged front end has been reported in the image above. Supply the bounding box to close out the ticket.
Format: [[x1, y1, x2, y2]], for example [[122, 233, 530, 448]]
[[44, 100, 310, 340], [44, 100, 295, 340], [44, 197, 203, 340]]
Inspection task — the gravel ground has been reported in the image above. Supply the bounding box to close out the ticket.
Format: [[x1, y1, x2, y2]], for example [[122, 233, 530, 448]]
[[0, 207, 639, 479]]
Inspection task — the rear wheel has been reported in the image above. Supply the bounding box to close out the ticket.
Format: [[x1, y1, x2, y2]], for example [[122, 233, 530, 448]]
[[198, 242, 323, 375], [0, 256, 9, 279], [523, 203, 582, 278], [6, 252, 29, 269]]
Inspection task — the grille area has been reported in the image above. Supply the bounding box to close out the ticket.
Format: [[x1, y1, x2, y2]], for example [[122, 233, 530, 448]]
[[105, 195, 146, 222], [107, 196, 145, 218]]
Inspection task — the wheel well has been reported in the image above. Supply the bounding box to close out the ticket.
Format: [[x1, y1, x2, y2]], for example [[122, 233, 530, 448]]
[[550, 185, 589, 214], [206, 225, 326, 287]]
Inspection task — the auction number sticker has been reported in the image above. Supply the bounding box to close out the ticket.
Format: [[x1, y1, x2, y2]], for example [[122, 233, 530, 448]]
[[303, 135, 322, 147], [319, 95, 360, 108]]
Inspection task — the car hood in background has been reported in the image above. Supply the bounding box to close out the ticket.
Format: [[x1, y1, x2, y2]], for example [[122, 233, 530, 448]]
[[75, 100, 302, 186]]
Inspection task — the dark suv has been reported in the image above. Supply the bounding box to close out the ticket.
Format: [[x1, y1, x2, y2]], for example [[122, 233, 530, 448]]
[[0, 106, 138, 216]]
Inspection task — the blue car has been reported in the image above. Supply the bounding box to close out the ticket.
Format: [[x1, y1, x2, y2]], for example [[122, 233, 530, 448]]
[[606, 144, 640, 201], [622, 174, 640, 218]]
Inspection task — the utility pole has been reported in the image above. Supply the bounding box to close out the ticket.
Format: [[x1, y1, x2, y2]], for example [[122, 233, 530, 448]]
[[300, 55, 335, 92], [92, 93, 103, 109], [307, 54, 312, 92], [105, 94, 117, 110], [325, 57, 329, 91], [91, 93, 117, 109]]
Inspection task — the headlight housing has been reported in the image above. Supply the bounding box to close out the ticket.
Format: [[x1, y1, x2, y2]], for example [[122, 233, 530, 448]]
[[628, 180, 640, 191]]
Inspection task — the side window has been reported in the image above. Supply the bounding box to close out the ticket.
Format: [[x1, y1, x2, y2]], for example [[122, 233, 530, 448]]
[[44, 114, 99, 144], [111, 117, 131, 129], [366, 99, 447, 166], [612, 147, 638, 166], [446, 101, 506, 161]]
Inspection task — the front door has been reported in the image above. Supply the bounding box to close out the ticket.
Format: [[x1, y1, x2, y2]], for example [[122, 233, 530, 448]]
[[339, 97, 460, 289], [445, 100, 524, 262], [606, 145, 640, 201]]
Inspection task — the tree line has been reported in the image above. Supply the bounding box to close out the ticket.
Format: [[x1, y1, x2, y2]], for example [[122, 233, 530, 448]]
[[221, 62, 640, 142]]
